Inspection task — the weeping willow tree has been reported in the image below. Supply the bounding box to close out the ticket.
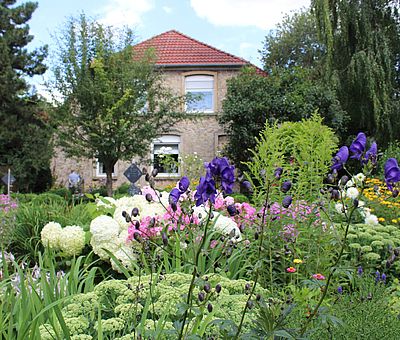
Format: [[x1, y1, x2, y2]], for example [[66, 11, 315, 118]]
[[312, 0, 400, 145]]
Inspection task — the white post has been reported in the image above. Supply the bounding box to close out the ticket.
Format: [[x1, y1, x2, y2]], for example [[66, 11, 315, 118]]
[[7, 168, 11, 197]]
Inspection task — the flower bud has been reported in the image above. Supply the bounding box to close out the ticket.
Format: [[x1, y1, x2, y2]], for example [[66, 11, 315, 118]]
[[247, 300, 254, 309], [392, 189, 399, 198], [151, 168, 159, 177], [161, 232, 168, 246], [340, 175, 349, 186], [274, 167, 283, 179], [353, 199, 359, 208], [227, 204, 238, 216], [145, 193, 153, 202], [281, 180, 292, 193], [131, 207, 139, 217], [145, 173, 150, 182], [256, 294, 261, 301], [204, 282, 211, 293], [207, 303, 213, 313], [134, 220, 140, 229], [331, 189, 340, 200], [198, 292, 205, 302], [215, 284, 222, 294], [327, 174, 335, 184], [133, 232, 142, 242], [282, 196, 292, 208]]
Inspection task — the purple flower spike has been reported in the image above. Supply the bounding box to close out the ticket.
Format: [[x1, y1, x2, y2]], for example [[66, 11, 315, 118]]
[[337, 286, 343, 294], [357, 266, 363, 276], [169, 188, 181, 204], [363, 142, 377, 165], [350, 132, 367, 160], [207, 157, 235, 195], [384, 158, 400, 191], [178, 176, 190, 193], [281, 181, 292, 193], [194, 175, 217, 206], [331, 146, 349, 171], [381, 273, 387, 284], [282, 196, 293, 208], [274, 167, 283, 179]]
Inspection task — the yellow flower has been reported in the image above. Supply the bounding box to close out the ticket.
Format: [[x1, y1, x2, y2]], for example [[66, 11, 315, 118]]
[[392, 219, 398, 224], [378, 217, 385, 222], [293, 259, 303, 264]]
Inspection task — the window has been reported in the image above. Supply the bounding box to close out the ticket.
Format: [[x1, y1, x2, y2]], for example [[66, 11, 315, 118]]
[[185, 75, 214, 113], [152, 135, 180, 176], [96, 161, 116, 177]]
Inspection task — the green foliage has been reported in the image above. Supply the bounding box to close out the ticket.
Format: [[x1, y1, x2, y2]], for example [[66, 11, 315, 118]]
[[312, 0, 400, 145], [113, 183, 131, 197], [245, 114, 338, 203], [219, 67, 347, 170], [261, 9, 325, 70], [50, 14, 187, 195], [35, 273, 268, 339], [308, 275, 400, 339], [0, 252, 104, 339], [0, 1, 52, 192]]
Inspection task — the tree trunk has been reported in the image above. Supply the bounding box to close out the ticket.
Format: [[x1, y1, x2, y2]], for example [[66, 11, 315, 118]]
[[104, 161, 115, 197]]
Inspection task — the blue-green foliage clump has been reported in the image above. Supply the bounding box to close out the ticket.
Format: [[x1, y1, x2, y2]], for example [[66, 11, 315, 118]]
[[39, 273, 268, 339], [347, 224, 400, 271]]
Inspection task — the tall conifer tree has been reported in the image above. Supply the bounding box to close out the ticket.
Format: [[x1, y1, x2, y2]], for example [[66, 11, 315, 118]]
[[0, 0, 50, 192]]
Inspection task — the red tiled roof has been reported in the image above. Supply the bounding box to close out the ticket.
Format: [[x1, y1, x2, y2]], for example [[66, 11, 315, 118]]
[[133, 30, 256, 68]]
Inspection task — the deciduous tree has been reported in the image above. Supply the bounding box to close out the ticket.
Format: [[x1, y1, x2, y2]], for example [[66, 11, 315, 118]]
[[51, 15, 187, 196]]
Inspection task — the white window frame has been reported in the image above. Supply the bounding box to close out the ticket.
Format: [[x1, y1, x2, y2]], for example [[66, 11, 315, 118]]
[[152, 135, 181, 177], [185, 75, 214, 113], [95, 160, 116, 178]]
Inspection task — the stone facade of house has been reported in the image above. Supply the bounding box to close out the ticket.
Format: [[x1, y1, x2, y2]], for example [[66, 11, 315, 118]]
[[51, 31, 261, 191]]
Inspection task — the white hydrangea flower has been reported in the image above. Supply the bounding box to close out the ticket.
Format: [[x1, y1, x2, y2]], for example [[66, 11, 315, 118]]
[[365, 214, 379, 225], [90, 215, 120, 242], [41, 222, 62, 250], [60, 225, 86, 256], [92, 240, 120, 260], [346, 187, 359, 200], [212, 213, 242, 242]]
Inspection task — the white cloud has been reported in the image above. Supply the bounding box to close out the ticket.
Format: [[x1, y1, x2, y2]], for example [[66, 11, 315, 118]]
[[190, 0, 310, 30], [162, 6, 172, 14], [99, 0, 154, 27]]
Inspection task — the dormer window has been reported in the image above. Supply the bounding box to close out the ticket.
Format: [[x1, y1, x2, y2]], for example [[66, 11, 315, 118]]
[[185, 75, 214, 113]]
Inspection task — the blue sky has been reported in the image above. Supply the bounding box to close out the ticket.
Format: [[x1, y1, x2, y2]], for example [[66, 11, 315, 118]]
[[26, 0, 310, 94]]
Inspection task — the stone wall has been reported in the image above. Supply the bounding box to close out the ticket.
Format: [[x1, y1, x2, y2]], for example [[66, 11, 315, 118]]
[[51, 68, 239, 190]]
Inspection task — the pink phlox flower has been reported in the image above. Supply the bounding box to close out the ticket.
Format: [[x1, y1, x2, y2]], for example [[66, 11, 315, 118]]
[[214, 196, 225, 209], [163, 204, 200, 232]]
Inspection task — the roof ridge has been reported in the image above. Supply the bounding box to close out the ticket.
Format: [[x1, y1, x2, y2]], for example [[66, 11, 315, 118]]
[[168, 30, 249, 64]]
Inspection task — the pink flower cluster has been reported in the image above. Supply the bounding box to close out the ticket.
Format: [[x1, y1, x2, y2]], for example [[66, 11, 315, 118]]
[[214, 195, 257, 223], [266, 201, 319, 221], [127, 204, 200, 241], [0, 194, 17, 213]]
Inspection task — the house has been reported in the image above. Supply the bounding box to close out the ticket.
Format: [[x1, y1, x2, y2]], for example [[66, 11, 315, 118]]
[[51, 30, 262, 190]]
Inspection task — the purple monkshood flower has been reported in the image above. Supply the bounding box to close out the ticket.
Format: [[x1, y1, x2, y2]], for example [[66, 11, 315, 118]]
[[337, 286, 343, 294], [274, 167, 283, 179], [282, 196, 293, 208], [331, 146, 349, 171], [205, 157, 235, 195], [381, 273, 387, 284], [363, 142, 378, 165], [194, 175, 217, 206], [357, 266, 363, 276], [281, 180, 292, 193], [375, 270, 381, 283], [169, 188, 181, 204], [384, 158, 400, 191], [242, 180, 252, 191], [349, 132, 367, 160], [178, 176, 190, 193]]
